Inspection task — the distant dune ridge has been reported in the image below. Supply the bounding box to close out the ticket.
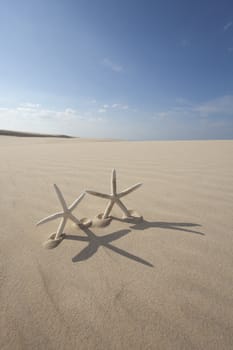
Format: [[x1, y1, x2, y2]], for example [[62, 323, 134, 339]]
[[0, 129, 74, 138], [0, 137, 233, 350]]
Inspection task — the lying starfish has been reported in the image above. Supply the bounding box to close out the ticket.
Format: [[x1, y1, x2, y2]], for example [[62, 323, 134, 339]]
[[36, 184, 90, 240], [86, 169, 142, 219]]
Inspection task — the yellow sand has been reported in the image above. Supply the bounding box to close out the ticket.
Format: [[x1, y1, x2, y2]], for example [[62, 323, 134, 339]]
[[0, 136, 232, 349]]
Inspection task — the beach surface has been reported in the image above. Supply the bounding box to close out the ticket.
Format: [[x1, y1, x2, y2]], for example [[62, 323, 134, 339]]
[[0, 136, 233, 350]]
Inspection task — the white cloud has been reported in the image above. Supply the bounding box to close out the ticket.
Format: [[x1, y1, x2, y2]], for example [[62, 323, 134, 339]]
[[194, 95, 233, 116], [153, 95, 233, 120], [153, 112, 171, 120], [103, 58, 123, 72], [224, 21, 233, 31], [96, 103, 129, 113], [98, 108, 107, 113], [88, 116, 105, 122], [111, 103, 128, 110], [20, 102, 40, 108], [0, 103, 84, 121], [97, 103, 130, 114], [64, 108, 76, 114]]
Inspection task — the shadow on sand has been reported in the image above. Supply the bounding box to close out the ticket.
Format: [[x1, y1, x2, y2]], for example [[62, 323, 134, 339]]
[[65, 228, 154, 267], [64, 218, 204, 267], [111, 217, 205, 236], [130, 220, 205, 235]]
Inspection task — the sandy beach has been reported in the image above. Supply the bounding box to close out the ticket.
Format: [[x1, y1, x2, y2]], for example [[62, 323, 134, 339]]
[[0, 136, 233, 350]]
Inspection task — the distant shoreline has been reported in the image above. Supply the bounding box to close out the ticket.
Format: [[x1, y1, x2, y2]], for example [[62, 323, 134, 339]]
[[0, 129, 74, 138]]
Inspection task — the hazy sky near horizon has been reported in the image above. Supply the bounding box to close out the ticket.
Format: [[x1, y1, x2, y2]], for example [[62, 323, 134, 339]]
[[0, 0, 233, 139]]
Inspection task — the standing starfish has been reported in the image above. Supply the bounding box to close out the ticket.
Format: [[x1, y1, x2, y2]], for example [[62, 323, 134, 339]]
[[36, 184, 90, 240], [86, 169, 142, 219]]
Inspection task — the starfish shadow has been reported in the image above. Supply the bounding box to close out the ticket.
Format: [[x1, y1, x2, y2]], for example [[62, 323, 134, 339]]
[[64, 228, 153, 267], [129, 220, 205, 235], [111, 217, 205, 236]]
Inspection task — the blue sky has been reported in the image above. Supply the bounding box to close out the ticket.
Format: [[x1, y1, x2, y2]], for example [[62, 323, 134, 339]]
[[0, 0, 233, 139]]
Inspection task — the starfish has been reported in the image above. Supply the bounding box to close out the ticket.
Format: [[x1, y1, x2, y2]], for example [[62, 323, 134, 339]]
[[36, 184, 90, 240], [86, 169, 142, 219]]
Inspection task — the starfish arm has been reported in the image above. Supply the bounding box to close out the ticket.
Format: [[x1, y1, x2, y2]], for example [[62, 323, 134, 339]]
[[55, 217, 67, 239], [103, 200, 114, 219], [118, 183, 142, 198], [36, 212, 63, 226], [116, 199, 130, 217], [69, 213, 81, 225], [53, 184, 67, 211], [85, 190, 111, 200], [69, 192, 85, 212], [111, 168, 117, 195]]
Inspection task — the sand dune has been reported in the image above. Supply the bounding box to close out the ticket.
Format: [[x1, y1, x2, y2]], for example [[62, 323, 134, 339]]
[[0, 137, 232, 349], [0, 129, 73, 138]]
